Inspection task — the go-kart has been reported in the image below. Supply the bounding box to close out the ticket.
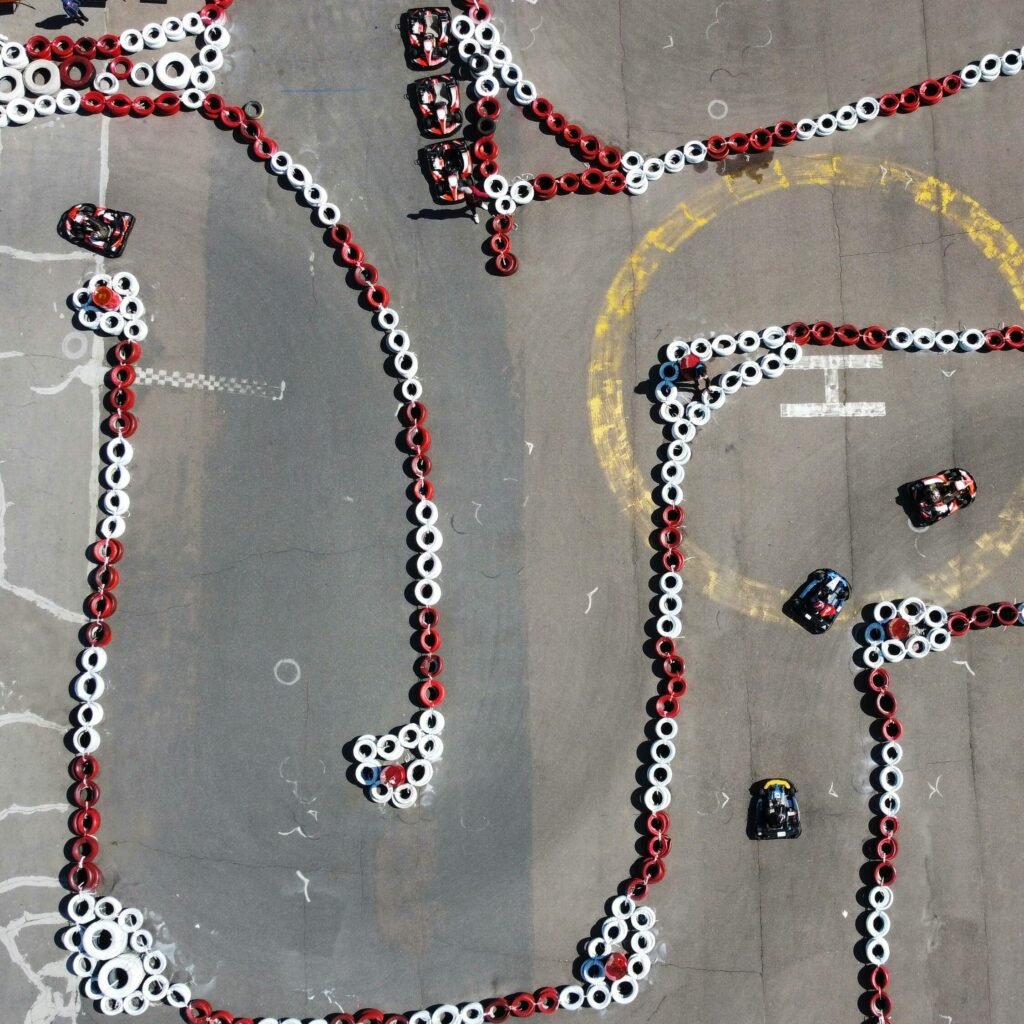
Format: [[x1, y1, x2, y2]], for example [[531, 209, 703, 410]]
[[903, 467, 977, 526], [401, 7, 452, 68], [412, 73, 462, 137], [422, 139, 474, 204], [753, 779, 801, 839], [786, 568, 851, 634], [58, 203, 135, 259]]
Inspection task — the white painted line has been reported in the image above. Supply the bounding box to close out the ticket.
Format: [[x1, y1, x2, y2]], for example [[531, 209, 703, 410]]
[[781, 402, 886, 418], [928, 776, 943, 799], [584, 586, 599, 614], [0, 875, 63, 898], [134, 367, 286, 400], [0, 712, 65, 733], [782, 352, 886, 418], [273, 659, 301, 686], [296, 870, 311, 902], [0, 802, 69, 824], [0, 247, 93, 263]]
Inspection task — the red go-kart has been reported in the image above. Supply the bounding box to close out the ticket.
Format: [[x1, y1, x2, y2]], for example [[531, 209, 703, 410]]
[[903, 468, 977, 526], [58, 203, 135, 259], [423, 139, 474, 204], [402, 7, 452, 68], [413, 74, 462, 137]]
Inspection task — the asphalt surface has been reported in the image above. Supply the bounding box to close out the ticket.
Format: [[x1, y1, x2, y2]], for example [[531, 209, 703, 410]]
[[1, 2, 1024, 1023]]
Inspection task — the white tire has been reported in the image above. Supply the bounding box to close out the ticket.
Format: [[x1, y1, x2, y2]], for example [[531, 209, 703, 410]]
[[197, 44, 225, 71], [881, 639, 906, 663], [120, 29, 144, 54], [1, 42, 28, 69], [142, 23, 168, 49], [879, 765, 904, 792], [418, 708, 445, 734], [97, 952, 145, 998], [880, 741, 902, 766], [129, 62, 155, 88], [683, 140, 707, 163], [866, 937, 890, 966], [795, 118, 816, 140], [511, 79, 537, 105], [863, 645, 884, 669], [906, 634, 930, 659], [23, 59, 60, 96], [888, 327, 913, 350], [868, 885, 894, 910], [897, 597, 926, 624], [56, 88, 81, 113], [643, 784, 671, 812], [202, 24, 231, 50], [867, 910, 891, 938], [872, 600, 897, 623]]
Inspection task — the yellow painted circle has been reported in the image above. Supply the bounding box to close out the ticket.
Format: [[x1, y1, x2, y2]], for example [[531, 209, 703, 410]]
[[589, 153, 1024, 621]]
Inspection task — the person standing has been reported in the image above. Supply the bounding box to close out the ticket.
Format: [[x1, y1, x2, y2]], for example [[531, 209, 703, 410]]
[[62, 0, 88, 25]]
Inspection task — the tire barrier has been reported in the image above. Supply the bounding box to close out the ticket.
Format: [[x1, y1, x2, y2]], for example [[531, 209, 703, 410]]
[[852, 594, 1023, 1017]]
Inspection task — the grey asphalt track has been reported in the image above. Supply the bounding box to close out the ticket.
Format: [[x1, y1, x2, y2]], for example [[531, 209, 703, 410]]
[[1, 2, 1024, 1023]]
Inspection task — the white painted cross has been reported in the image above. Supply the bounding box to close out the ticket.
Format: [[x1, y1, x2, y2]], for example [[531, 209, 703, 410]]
[[780, 353, 885, 418]]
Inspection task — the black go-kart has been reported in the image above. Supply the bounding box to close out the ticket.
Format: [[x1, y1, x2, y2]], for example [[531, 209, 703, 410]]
[[902, 467, 977, 526], [753, 779, 802, 839], [422, 139, 474, 204], [412, 73, 462, 137], [58, 204, 135, 259], [401, 7, 452, 68], [786, 568, 851, 634]]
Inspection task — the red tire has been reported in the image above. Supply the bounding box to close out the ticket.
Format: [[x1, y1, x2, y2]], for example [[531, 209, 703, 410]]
[[112, 340, 142, 365], [811, 321, 835, 344], [67, 859, 102, 894], [218, 105, 242, 129], [984, 328, 1006, 351], [662, 505, 685, 527], [772, 120, 797, 145], [70, 807, 101, 836], [647, 833, 671, 858], [603, 170, 626, 193], [238, 117, 263, 142], [875, 691, 898, 718], [74, 37, 98, 59], [418, 606, 439, 629], [200, 4, 227, 25], [659, 526, 682, 549], [418, 628, 442, 654], [562, 123, 583, 146], [970, 604, 994, 629], [488, 232, 512, 255], [557, 172, 580, 194], [474, 136, 499, 162], [662, 654, 684, 677], [403, 401, 428, 427], [417, 679, 446, 707], [91, 539, 124, 565], [597, 145, 622, 170], [51, 35, 75, 60], [641, 856, 666, 884], [489, 215, 514, 235], [484, 999, 510, 1023], [405, 425, 431, 454], [25, 35, 52, 59], [109, 364, 136, 389], [509, 993, 535, 1018], [70, 834, 99, 863], [106, 387, 135, 411], [870, 965, 890, 992], [87, 590, 117, 620], [83, 620, 112, 647], [156, 92, 182, 115], [475, 96, 501, 120], [90, 561, 119, 593], [185, 1002, 213, 1024], [252, 137, 279, 160], [106, 411, 138, 437], [338, 242, 364, 267], [869, 991, 893, 1018], [995, 601, 1019, 625], [876, 835, 899, 862], [494, 253, 519, 276], [579, 168, 605, 193], [861, 325, 887, 348], [71, 779, 101, 808], [1003, 324, 1024, 349], [105, 93, 132, 117], [883, 713, 903, 743], [351, 263, 379, 287], [878, 93, 900, 116], [355, 1011, 385, 1024], [786, 321, 810, 344], [878, 814, 899, 837], [661, 549, 683, 572], [947, 610, 970, 636], [727, 132, 749, 155], [646, 810, 670, 835], [866, 667, 890, 693], [132, 95, 156, 117], [919, 79, 943, 105], [705, 135, 728, 160], [201, 93, 225, 119], [653, 636, 675, 659], [835, 323, 861, 345], [412, 477, 434, 502], [655, 694, 679, 718], [365, 284, 391, 312], [409, 453, 431, 479], [663, 677, 687, 697], [532, 173, 557, 199], [941, 73, 963, 96], [70, 754, 100, 782], [873, 861, 896, 886], [417, 653, 443, 678], [748, 127, 773, 152], [96, 34, 121, 59], [60, 56, 95, 90], [577, 134, 600, 161], [530, 97, 553, 120], [544, 112, 566, 134], [534, 988, 559, 1015], [899, 87, 920, 113]]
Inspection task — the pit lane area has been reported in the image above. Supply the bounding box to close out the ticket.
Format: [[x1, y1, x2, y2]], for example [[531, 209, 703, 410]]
[[1, 2, 1023, 1023]]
